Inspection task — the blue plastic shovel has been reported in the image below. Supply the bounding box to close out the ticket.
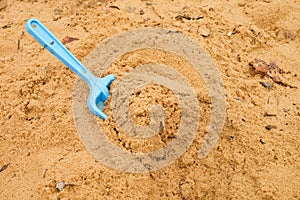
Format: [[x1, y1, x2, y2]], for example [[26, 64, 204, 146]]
[[26, 18, 115, 120]]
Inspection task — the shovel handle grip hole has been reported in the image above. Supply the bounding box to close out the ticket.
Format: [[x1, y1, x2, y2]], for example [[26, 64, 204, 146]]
[[31, 24, 37, 29]]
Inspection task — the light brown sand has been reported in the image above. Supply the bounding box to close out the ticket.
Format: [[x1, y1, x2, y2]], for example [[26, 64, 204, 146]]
[[0, 0, 299, 199]]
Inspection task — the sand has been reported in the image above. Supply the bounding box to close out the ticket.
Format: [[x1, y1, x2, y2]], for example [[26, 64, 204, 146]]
[[0, 0, 299, 199]]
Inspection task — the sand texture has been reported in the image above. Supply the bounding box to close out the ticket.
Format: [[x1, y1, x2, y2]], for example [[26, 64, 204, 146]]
[[0, 0, 299, 199]]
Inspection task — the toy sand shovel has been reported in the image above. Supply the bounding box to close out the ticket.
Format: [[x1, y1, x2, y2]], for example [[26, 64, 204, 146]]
[[26, 18, 115, 120]]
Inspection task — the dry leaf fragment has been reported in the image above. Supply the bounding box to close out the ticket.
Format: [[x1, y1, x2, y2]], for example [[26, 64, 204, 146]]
[[269, 60, 279, 69], [250, 58, 297, 88], [271, 75, 281, 83], [283, 30, 295, 40], [249, 58, 269, 75], [62, 36, 79, 45], [270, 75, 291, 87]]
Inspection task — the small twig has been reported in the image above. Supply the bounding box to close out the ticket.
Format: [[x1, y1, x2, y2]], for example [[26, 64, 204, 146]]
[[42, 168, 48, 178], [17, 31, 24, 54], [0, 163, 10, 173], [175, 14, 204, 21], [1, 23, 12, 29], [109, 5, 120, 10], [264, 112, 277, 117], [17, 39, 20, 52]]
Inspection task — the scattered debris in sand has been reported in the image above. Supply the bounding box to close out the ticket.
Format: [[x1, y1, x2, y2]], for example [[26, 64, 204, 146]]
[[249, 58, 296, 88], [263, 112, 277, 117], [2, 23, 12, 29], [56, 181, 65, 191], [109, 5, 120, 10], [42, 168, 48, 178], [0, 163, 10, 173], [259, 81, 272, 89], [265, 125, 277, 130], [175, 14, 204, 21], [283, 30, 296, 40], [55, 181, 78, 192], [62, 36, 79, 45], [198, 27, 210, 37]]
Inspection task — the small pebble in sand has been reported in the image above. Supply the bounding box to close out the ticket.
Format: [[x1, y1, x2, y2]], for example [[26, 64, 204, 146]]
[[260, 81, 272, 88], [56, 181, 65, 191], [265, 125, 277, 130]]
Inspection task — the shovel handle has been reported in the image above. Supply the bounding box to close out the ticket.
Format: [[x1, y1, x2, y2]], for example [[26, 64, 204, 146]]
[[26, 18, 116, 120], [25, 18, 96, 85]]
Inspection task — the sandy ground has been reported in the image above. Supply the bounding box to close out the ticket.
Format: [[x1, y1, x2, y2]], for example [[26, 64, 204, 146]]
[[0, 0, 300, 199]]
